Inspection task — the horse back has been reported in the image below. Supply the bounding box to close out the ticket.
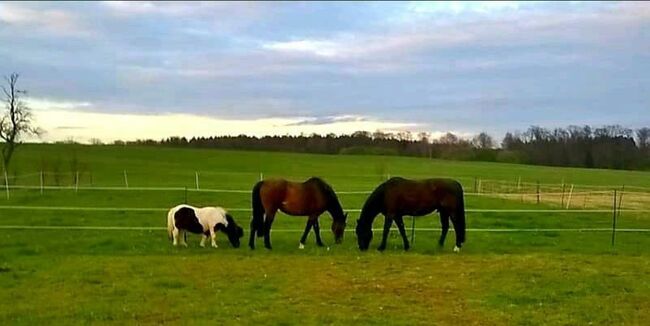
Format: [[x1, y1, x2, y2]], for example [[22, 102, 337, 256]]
[[260, 178, 328, 216], [173, 206, 206, 234], [383, 178, 462, 216]]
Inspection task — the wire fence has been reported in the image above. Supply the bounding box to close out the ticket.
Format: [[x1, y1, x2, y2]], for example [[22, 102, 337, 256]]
[[2, 170, 649, 245]]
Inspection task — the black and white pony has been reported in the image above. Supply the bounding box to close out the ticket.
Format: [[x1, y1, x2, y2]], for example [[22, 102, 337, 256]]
[[167, 204, 244, 248]]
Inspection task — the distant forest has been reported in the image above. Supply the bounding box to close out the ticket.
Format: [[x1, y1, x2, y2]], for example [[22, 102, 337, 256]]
[[120, 125, 650, 171]]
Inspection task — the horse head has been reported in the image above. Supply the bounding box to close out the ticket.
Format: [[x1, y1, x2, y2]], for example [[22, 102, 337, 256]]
[[223, 214, 244, 248], [331, 212, 348, 244]]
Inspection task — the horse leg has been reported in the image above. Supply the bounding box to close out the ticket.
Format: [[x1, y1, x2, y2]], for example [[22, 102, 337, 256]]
[[249, 219, 257, 250], [181, 231, 188, 247], [299, 219, 314, 249], [263, 212, 276, 250], [172, 228, 180, 246], [377, 216, 393, 251], [449, 211, 463, 252], [313, 219, 324, 247], [200, 234, 207, 247], [209, 227, 218, 248], [438, 210, 450, 247], [394, 216, 410, 251]]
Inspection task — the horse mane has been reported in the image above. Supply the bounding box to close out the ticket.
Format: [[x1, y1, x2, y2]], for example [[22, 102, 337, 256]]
[[359, 179, 389, 224], [307, 177, 344, 217]]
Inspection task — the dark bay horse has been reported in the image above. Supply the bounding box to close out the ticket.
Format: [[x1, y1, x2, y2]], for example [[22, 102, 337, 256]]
[[355, 177, 466, 252], [249, 177, 348, 249]]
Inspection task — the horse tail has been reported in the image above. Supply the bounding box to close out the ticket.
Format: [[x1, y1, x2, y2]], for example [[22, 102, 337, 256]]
[[167, 207, 175, 242], [251, 181, 265, 238], [455, 183, 466, 245]]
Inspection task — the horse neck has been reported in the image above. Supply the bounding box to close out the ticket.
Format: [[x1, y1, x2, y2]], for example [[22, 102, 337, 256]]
[[358, 206, 379, 226], [327, 198, 344, 221], [359, 187, 383, 226]]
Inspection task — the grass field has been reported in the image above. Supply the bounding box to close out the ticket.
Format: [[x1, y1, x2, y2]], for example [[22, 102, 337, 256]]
[[1, 144, 649, 325]]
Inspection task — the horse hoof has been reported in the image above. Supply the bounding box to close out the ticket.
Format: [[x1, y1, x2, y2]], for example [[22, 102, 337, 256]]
[[453, 245, 461, 253], [299, 243, 305, 249], [316, 243, 324, 247], [404, 245, 411, 251], [377, 246, 386, 252], [212, 244, 218, 249]]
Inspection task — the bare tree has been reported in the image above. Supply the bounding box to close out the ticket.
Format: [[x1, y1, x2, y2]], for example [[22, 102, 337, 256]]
[[1, 73, 40, 172], [636, 127, 650, 149], [472, 132, 495, 149]]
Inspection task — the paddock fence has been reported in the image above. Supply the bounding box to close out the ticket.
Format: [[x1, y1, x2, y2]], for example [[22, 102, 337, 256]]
[[1, 170, 649, 245]]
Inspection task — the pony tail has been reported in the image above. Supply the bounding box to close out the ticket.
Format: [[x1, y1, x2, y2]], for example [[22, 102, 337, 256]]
[[251, 181, 265, 238], [167, 208, 175, 242]]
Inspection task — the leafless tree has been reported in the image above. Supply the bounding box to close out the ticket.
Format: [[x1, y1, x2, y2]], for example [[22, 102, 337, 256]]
[[636, 127, 650, 150], [1, 73, 40, 172], [472, 132, 495, 149]]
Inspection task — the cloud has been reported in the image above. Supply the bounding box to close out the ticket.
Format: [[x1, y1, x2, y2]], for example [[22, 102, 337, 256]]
[[0, 3, 93, 37], [26, 98, 93, 111], [2, 2, 649, 142], [30, 108, 420, 144]]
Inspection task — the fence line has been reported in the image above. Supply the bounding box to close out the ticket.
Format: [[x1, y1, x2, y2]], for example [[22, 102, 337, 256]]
[[1, 205, 649, 213], [6, 170, 650, 192], [0, 184, 624, 197], [0, 225, 648, 232]]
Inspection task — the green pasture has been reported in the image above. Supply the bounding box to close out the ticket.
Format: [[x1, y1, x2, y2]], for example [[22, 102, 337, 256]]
[[0, 144, 648, 325]]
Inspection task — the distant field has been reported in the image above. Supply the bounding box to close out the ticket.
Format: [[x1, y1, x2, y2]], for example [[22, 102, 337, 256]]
[[1, 144, 649, 325]]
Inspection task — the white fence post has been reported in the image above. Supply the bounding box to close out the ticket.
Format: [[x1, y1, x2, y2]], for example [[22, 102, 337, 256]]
[[3, 169, 8, 200], [123, 170, 129, 188], [565, 184, 574, 209], [195, 171, 199, 190]]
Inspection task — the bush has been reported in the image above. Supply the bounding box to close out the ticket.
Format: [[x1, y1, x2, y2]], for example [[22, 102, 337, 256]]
[[496, 150, 527, 164]]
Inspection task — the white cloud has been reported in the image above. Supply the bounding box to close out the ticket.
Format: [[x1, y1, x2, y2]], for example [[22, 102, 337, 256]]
[[0, 3, 92, 37], [27, 101, 420, 143], [26, 98, 93, 111], [262, 40, 343, 58]]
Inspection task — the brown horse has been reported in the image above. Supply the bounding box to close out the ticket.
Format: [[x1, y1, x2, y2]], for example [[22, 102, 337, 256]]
[[249, 177, 348, 250], [355, 177, 466, 252]]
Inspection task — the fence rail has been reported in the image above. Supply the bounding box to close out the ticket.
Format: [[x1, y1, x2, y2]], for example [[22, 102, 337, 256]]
[[1, 205, 650, 213], [0, 184, 634, 196], [0, 225, 648, 233]]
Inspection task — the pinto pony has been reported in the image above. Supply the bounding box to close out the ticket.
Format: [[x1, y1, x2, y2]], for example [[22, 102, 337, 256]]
[[249, 177, 348, 250], [167, 204, 244, 248], [355, 177, 466, 252]]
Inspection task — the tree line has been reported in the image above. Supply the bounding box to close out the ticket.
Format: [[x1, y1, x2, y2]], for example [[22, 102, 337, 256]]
[[121, 125, 650, 171]]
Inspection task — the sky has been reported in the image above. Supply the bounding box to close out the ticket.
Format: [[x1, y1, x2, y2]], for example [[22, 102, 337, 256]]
[[0, 1, 649, 143]]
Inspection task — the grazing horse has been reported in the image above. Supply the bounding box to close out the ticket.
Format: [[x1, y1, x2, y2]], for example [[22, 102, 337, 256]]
[[249, 177, 348, 250], [355, 177, 466, 252], [167, 204, 244, 248]]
